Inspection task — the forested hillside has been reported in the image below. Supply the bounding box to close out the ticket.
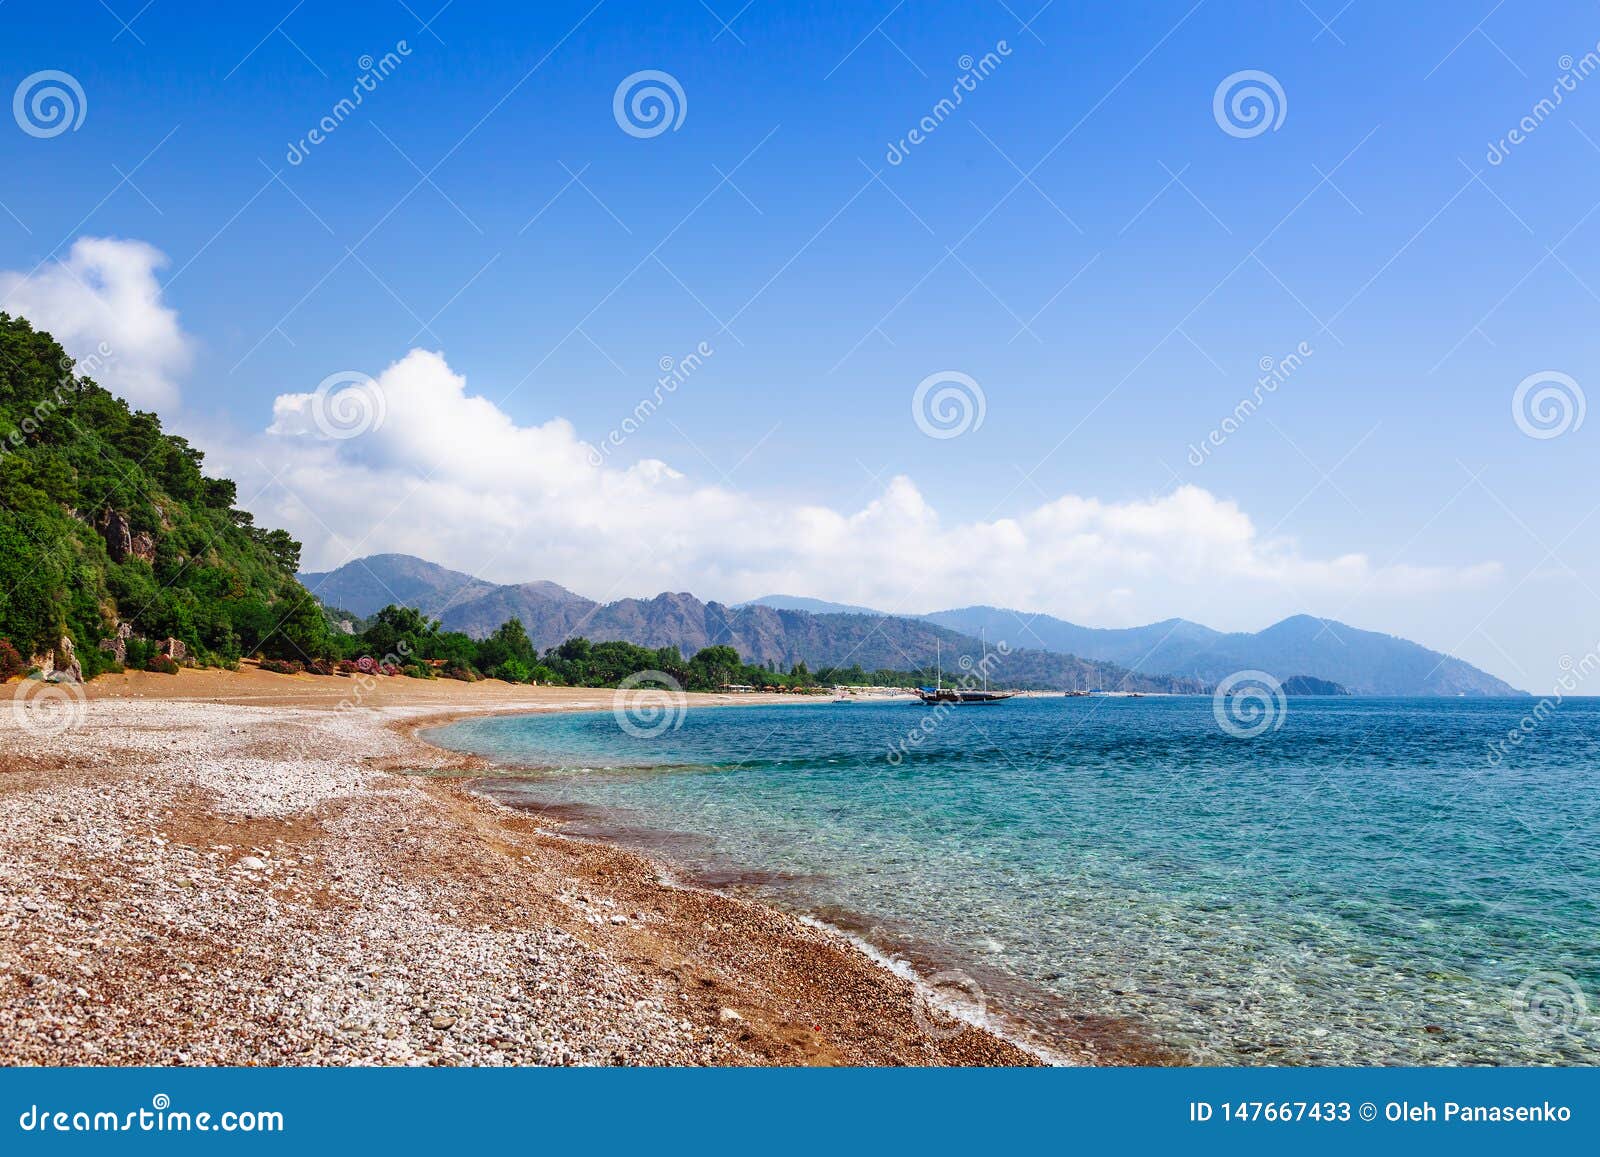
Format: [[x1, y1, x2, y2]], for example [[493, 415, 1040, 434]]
[[0, 314, 325, 678]]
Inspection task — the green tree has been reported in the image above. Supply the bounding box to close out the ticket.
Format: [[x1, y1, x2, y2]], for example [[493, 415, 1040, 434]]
[[493, 657, 533, 683], [255, 528, 302, 575], [475, 617, 535, 673], [687, 645, 741, 691], [358, 604, 436, 662]]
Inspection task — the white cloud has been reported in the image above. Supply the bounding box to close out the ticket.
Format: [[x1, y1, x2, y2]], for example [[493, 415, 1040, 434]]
[[230, 347, 1501, 627], [0, 236, 192, 408]]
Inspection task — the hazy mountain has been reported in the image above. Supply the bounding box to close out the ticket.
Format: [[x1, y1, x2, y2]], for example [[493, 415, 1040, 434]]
[[1170, 613, 1516, 697], [920, 607, 1517, 696], [922, 606, 1225, 670], [737, 594, 885, 615]]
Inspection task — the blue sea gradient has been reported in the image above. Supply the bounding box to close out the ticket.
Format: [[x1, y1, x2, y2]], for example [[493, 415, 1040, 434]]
[[431, 696, 1600, 1065]]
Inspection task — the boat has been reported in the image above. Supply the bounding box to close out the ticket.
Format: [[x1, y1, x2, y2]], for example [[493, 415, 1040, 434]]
[[916, 687, 1015, 704], [915, 637, 1014, 705]]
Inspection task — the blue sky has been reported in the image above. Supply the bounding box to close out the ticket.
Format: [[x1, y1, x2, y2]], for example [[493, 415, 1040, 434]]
[[2, 0, 1598, 690]]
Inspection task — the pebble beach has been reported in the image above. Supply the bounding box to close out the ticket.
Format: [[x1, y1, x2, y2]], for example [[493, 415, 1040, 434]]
[[0, 668, 1042, 1067]]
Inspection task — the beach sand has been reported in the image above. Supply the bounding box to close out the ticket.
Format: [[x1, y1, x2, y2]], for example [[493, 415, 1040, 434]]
[[0, 667, 1048, 1066]]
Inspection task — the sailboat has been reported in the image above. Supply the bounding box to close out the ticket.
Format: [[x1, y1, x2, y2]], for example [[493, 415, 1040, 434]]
[[916, 637, 1015, 705]]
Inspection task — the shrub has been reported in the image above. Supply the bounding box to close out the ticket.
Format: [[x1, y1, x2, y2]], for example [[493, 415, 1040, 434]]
[[347, 657, 403, 677], [493, 658, 533, 684], [124, 637, 157, 669], [144, 654, 180, 675], [78, 641, 117, 681], [259, 658, 303, 675], [441, 666, 477, 682], [305, 659, 334, 676], [0, 639, 24, 680]]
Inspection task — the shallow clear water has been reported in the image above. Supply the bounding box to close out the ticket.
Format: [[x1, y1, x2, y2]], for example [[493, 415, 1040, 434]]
[[431, 696, 1600, 1065]]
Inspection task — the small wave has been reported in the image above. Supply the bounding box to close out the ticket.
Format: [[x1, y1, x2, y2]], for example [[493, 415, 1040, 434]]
[[795, 913, 1075, 1066]]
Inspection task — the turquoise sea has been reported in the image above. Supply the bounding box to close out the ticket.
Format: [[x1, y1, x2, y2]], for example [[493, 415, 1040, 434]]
[[430, 696, 1600, 1065]]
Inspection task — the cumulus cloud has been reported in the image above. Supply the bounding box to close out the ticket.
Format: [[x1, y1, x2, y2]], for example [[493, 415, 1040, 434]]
[[0, 236, 192, 408], [0, 238, 1498, 630], [230, 348, 1500, 626]]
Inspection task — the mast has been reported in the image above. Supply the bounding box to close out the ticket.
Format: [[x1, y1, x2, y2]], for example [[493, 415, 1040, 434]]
[[936, 639, 941, 691], [981, 629, 988, 691]]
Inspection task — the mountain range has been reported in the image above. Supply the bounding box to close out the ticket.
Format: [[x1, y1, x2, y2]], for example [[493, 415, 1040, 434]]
[[299, 556, 1202, 692], [298, 555, 1520, 696], [911, 606, 1512, 697]]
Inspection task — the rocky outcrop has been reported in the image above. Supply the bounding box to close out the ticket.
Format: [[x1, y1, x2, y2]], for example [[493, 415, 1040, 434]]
[[1280, 674, 1350, 696], [94, 509, 133, 562], [98, 622, 134, 665], [93, 510, 156, 564], [32, 636, 82, 683], [57, 636, 83, 683]]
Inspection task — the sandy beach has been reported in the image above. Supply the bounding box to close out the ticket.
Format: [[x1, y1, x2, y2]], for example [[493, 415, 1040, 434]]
[[0, 667, 1046, 1067]]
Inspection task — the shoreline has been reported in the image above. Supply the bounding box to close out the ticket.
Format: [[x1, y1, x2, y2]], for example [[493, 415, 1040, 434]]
[[416, 701, 1184, 1067], [1, 667, 1061, 1066]]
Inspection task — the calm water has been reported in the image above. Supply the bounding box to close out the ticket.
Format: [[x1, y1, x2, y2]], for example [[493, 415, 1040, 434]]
[[430, 696, 1600, 1065]]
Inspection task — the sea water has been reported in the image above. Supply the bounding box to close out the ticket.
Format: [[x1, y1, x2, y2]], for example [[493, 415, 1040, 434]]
[[430, 696, 1600, 1065]]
